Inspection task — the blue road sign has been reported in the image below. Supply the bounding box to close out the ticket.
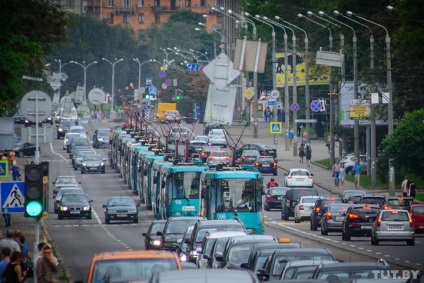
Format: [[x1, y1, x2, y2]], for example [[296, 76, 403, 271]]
[[187, 63, 199, 72], [290, 103, 300, 112], [0, 161, 8, 178], [270, 122, 283, 134], [268, 100, 277, 106], [149, 87, 158, 95], [1, 181, 25, 213], [310, 100, 322, 112], [143, 104, 150, 111], [159, 70, 166, 78], [146, 78, 152, 87]]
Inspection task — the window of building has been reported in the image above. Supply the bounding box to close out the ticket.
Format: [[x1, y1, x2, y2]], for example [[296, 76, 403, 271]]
[[154, 0, 160, 7], [123, 0, 129, 6], [217, 0, 223, 6], [108, 0, 113, 7], [155, 13, 160, 24], [123, 13, 130, 23], [138, 0, 144, 7], [185, 0, 191, 7], [200, 0, 206, 6], [138, 13, 144, 24], [108, 13, 114, 24], [217, 14, 222, 24]]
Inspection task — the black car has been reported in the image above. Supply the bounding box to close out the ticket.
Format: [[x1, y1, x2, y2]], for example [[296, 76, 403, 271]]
[[57, 120, 74, 139], [13, 113, 26, 124], [142, 220, 167, 250], [103, 196, 139, 224], [203, 123, 224, 135], [281, 188, 319, 220], [159, 216, 205, 251], [341, 204, 381, 241], [236, 143, 277, 159], [92, 128, 110, 148], [13, 143, 36, 157], [311, 262, 390, 281], [310, 197, 343, 231], [57, 193, 93, 219], [80, 154, 106, 174], [356, 195, 386, 208], [264, 187, 290, 211], [253, 156, 278, 175], [382, 196, 413, 210]]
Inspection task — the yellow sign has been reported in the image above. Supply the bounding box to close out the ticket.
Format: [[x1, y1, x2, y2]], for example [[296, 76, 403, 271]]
[[43, 211, 49, 218], [244, 87, 254, 100], [0, 160, 9, 178], [43, 176, 48, 184], [270, 122, 283, 134], [350, 106, 371, 119], [275, 52, 331, 87]]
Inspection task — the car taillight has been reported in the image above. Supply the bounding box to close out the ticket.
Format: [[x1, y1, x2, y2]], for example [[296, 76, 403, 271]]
[[288, 176, 292, 179], [242, 156, 247, 160], [255, 162, 260, 167], [409, 218, 414, 228], [383, 205, 392, 210], [225, 157, 231, 161], [287, 200, 290, 206], [315, 207, 320, 213], [201, 152, 207, 157], [268, 196, 274, 201], [299, 205, 304, 210], [348, 213, 359, 219], [377, 217, 382, 227], [209, 157, 215, 160], [273, 162, 277, 166], [308, 176, 313, 179], [326, 212, 332, 220]]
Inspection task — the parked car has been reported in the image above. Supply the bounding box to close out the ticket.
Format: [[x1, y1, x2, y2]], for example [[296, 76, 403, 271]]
[[294, 196, 321, 223], [103, 196, 139, 224], [371, 209, 415, 246], [13, 143, 36, 157], [143, 220, 167, 250], [264, 187, 291, 211], [341, 204, 380, 241], [284, 168, 314, 188], [57, 193, 93, 220], [208, 129, 227, 147], [339, 154, 367, 174], [236, 143, 277, 159]]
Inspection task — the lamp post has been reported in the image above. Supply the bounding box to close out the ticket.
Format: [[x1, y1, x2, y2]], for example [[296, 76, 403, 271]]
[[54, 59, 74, 98], [102, 58, 123, 115], [319, 11, 359, 163], [347, 10, 394, 195], [189, 49, 209, 62], [133, 59, 156, 89], [73, 60, 97, 102], [196, 24, 225, 56]]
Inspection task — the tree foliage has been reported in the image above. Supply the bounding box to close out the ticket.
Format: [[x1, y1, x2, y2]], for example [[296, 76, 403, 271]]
[[382, 109, 424, 178]]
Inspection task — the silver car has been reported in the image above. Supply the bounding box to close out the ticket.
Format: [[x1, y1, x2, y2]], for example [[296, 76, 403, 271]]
[[206, 151, 231, 168], [371, 209, 415, 246], [320, 203, 352, 235]]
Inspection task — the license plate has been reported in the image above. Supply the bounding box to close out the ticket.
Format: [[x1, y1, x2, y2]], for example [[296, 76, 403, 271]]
[[296, 178, 304, 181], [117, 214, 128, 217], [388, 225, 403, 230], [70, 211, 80, 214], [262, 164, 270, 167], [361, 226, 371, 229], [420, 225, 424, 229], [269, 151, 274, 153], [335, 217, 344, 221]]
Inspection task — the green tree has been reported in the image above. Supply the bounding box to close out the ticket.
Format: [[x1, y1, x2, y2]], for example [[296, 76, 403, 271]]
[[381, 109, 424, 178], [0, 0, 68, 114]]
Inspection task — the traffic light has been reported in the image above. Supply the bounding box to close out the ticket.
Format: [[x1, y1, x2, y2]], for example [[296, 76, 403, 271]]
[[144, 93, 150, 100], [176, 93, 180, 100], [24, 164, 43, 218], [130, 83, 135, 90]]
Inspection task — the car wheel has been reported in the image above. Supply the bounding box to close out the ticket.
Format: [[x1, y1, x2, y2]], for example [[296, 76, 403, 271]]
[[342, 230, 351, 241], [87, 213, 92, 220], [58, 213, 63, 220], [101, 170, 105, 174], [105, 217, 110, 224], [310, 220, 317, 231], [133, 217, 139, 223], [283, 209, 289, 221], [81, 170, 85, 174], [321, 226, 328, 235], [407, 239, 415, 246], [294, 215, 300, 223]]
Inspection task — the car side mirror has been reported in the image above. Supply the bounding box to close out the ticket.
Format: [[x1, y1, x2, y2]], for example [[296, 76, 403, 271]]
[[310, 173, 314, 176], [240, 263, 248, 269], [102, 205, 106, 208], [142, 232, 147, 237]]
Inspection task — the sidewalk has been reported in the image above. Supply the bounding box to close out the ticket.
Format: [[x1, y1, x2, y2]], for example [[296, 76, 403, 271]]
[[225, 121, 383, 196]]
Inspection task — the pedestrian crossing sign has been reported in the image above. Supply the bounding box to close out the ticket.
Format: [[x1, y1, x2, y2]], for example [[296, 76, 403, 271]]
[[0, 161, 8, 178], [1, 181, 25, 213], [270, 122, 283, 134]]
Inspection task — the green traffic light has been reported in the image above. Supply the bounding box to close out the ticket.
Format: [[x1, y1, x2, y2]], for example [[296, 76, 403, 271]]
[[176, 95, 180, 100], [26, 201, 43, 217], [145, 94, 150, 100]]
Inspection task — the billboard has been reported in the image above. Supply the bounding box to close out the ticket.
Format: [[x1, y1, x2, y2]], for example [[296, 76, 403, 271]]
[[275, 52, 331, 87]]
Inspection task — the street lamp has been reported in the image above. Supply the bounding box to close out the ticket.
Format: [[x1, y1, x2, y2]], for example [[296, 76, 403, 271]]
[[189, 49, 209, 62], [347, 10, 394, 195], [54, 59, 74, 97], [228, 9, 257, 40], [73, 60, 97, 102], [102, 57, 123, 114], [133, 59, 156, 89]]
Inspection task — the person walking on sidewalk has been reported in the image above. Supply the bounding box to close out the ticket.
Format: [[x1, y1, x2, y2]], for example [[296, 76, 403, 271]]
[[338, 164, 345, 190], [10, 163, 20, 181], [409, 180, 417, 199], [298, 143, 305, 163], [352, 161, 362, 188], [332, 160, 341, 190], [35, 244, 58, 283], [401, 176, 409, 197], [305, 144, 312, 167]]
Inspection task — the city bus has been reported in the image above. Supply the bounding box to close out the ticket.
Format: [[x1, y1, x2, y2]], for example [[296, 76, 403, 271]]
[[199, 169, 264, 234]]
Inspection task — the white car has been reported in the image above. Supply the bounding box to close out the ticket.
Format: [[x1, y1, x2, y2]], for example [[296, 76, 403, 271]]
[[70, 125, 87, 139], [63, 133, 80, 150], [192, 136, 211, 145], [208, 129, 227, 147], [294, 196, 321, 223], [284, 168, 314, 188]]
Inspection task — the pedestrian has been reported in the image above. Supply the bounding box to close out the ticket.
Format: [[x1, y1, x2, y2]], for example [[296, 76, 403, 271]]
[[18, 236, 30, 273], [298, 143, 305, 163], [401, 176, 409, 197], [0, 247, 11, 277], [338, 164, 345, 190], [2, 251, 26, 283], [7, 151, 15, 171], [289, 129, 294, 148], [0, 230, 20, 253], [304, 144, 312, 167], [352, 161, 362, 189], [332, 160, 341, 189], [10, 163, 20, 182], [326, 136, 331, 154], [409, 180, 417, 199], [35, 244, 58, 283], [13, 231, 27, 274], [2, 213, 11, 228]]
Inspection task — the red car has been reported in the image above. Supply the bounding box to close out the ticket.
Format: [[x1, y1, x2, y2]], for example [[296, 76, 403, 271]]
[[410, 204, 424, 233]]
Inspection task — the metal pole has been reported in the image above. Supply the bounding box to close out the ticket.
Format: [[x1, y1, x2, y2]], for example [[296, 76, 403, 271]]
[[253, 39, 262, 138], [111, 63, 115, 112]]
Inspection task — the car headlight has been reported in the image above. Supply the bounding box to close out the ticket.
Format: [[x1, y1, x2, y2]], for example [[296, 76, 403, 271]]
[[128, 209, 136, 213], [60, 206, 69, 211], [190, 250, 198, 256], [152, 240, 162, 246], [81, 162, 86, 166], [100, 162, 105, 166], [180, 254, 187, 262], [83, 206, 90, 211], [58, 128, 63, 132], [98, 138, 103, 141]]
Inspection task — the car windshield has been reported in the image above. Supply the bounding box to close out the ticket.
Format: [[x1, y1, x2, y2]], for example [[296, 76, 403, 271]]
[[381, 211, 409, 221], [60, 121, 73, 127], [317, 268, 387, 283], [150, 223, 166, 234], [210, 151, 229, 157], [84, 155, 102, 161], [55, 177, 78, 185], [273, 254, 334, 276], [57, 189, 82, 198], [166, 220, 198, 234], [62, 194, 88, 202], [97, 130, 109, 137], [71, 128, 85, 134], [108, 198, 134, 206], [195, 137, 209, 142], [91, 258, 178, 283], [269, 188, 289, 195]]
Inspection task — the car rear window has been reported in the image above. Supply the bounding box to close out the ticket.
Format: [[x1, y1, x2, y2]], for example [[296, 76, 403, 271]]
[[291, 170, 309, 176], [381, 211, 409, 221], [387, 199, 409, 206], [329, 205, 350, 213], [412, 206, 424, 214], [289, 190, 318, 199], [360, 197, 385, 206], [269, 188, 288, 195]]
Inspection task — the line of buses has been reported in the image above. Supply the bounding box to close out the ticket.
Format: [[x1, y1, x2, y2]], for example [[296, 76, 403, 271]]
[[108, 126, 265, 234]]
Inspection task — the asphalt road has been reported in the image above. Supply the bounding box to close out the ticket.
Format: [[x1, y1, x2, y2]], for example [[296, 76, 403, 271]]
[[37, 120, 423, 282]]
